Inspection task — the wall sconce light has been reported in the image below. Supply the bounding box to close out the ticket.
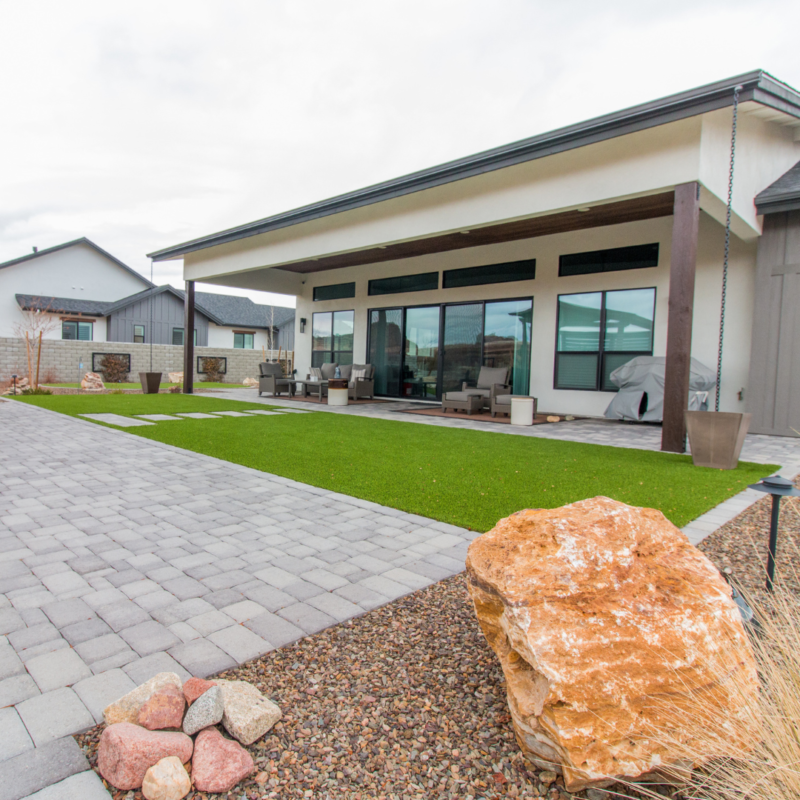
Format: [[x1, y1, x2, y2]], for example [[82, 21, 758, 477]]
[[300, 318, 307, 333]]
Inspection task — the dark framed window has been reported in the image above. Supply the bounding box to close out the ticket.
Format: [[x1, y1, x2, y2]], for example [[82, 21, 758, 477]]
[[559, 243, 659, 277], [92, 352, 131, 373], [133, 325, 145, 344], [443, 259, 536, 289], [233, 332, 254, 349], [314, 282, 356, 302], [312, 310, 354, 368], [368, 272, 438, 296], [172, 328, 197, 346], [197, 356, 227, 374], [62, 320, 93, 341], [555, 288, 656, 391]]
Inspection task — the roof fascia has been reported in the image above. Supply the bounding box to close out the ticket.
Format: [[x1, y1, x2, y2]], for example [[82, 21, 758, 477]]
[[148, 70, 800, 262], [756, 195, 800, 215]]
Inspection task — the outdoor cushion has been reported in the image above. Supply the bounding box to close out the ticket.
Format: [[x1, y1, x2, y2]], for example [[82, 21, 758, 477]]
[[494, 394, 514, 405], [259, 362, 283, 377], [350, 367, 367, 387], [310, 367, 323, 380], [445, 391, 484, 401], [476, 366, 509, 389], [339, 364, 353, 381], [351, 364, 374, 379], [321, 362, 338, 379]]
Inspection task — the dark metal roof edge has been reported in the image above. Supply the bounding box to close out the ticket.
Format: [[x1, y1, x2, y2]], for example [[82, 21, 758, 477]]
[[0, 237, 154, 286], [149, 70, 800, 262], [756, 195, 800, 215]]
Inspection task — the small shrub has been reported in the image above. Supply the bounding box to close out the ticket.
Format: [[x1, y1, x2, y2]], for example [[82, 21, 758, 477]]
[[99, 354, 129, 383], [201, 357, 225, 383], [169, 384, 182, 393], [109, 389, 126, 395], [21, 387, 53, 395], [40, 368, 59, 384]]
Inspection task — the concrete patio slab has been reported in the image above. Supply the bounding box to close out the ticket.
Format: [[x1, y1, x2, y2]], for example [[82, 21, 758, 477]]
[[79, 414, 154, 427]]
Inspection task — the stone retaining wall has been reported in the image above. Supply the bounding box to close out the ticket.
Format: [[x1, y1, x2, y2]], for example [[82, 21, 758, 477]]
[[0, 337, 292, 385]]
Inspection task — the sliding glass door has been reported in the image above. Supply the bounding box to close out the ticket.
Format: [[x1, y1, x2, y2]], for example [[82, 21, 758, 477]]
[[369, 297, 533, 400]]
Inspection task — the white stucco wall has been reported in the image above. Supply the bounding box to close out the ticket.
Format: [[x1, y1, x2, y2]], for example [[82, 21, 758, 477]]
[[293, 212, 754, 416], [0, 243, 150, 339], [206, 324, 279, 352]]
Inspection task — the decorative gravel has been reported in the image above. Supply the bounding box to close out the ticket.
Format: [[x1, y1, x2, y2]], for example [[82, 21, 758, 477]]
[[76, 488, 800, 800]]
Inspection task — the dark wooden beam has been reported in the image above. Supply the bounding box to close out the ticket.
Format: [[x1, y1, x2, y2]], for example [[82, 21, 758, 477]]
[[183, 280, 195, 395], [661, 182, 700, 453], [276, 192, 675, 274]]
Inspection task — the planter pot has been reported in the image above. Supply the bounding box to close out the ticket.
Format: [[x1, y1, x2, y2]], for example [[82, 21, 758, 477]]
[[139, 372, 163, 394], [685, 411, 751, 470]]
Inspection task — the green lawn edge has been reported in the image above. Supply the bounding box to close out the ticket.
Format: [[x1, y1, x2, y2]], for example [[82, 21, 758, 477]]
[[13, 394, 777, 532]]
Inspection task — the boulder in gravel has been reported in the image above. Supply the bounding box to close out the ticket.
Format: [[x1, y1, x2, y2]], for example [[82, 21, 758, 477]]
[[97, 722, 193, 790], [466, 497, 759, 792], [183, 684, 223, 735], [142, 756, 191, 800], [138, 683, 186, 730], [242, 377, 258, 387], [104, 672, 183, 726], [218, 679, 282, 745], [192, 727, 255, 793], [168, 372, 184, 383], [81, 372, 105, 391], [183, 676, 216, 705]]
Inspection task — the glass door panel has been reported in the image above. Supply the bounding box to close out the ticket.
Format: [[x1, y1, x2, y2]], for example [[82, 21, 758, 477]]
[[483, 299, 533, 395], [441, 304, 483, 395], [333, 310, 355, 365], [402, 306, 440, 399], [369, 308, 403, 396]]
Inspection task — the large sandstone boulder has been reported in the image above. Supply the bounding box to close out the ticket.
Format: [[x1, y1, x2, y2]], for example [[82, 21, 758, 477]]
[[81, 372, 105, 391], [104, 672, 183, 726], [466, 496, 758, 791]]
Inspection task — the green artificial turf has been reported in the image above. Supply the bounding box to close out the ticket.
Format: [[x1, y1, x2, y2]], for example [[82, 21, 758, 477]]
[[44, 382, 236, 389], [14, 394, 776, 531]]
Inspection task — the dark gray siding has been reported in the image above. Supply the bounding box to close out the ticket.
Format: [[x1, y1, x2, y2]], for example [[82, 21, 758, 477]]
[[276, 319, 295, 351], [107, 291, 209, 346], [747, 210, 800, 437]]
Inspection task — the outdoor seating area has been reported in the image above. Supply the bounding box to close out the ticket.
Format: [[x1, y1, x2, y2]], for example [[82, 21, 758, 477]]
[[441, 367, 539, 425]]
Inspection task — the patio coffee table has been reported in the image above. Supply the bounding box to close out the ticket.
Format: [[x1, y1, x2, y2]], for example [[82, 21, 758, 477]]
[[302, 380, 328, 400], [442, 391, 483, 415]]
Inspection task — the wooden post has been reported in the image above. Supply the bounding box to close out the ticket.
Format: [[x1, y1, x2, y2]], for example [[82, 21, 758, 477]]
[[35, 332, 42, 389], [24, 332, 33, 386], [183, 280, 195, 394], [661, 182, 701, 452]]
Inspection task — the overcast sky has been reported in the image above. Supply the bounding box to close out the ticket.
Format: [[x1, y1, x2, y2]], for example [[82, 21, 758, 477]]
[[2, 0, 798, 308]]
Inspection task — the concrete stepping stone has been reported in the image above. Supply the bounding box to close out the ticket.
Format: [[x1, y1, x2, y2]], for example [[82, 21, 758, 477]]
[[174, 413, 223, 419], [243, 410, 284, 416], [135, 414, 183, 421], [272, 408, 310, 413], [80, 414, 154, 427], [210, 411, 253, 417]]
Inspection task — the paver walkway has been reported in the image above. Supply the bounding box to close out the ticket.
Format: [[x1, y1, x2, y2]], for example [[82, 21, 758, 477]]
[[0, 400, 473, 799]]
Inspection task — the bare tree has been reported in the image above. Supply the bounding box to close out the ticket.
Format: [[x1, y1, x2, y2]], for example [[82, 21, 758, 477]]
[[12, 300, 60, 389]]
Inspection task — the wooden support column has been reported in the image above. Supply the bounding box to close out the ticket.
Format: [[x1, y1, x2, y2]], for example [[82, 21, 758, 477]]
[[183, 280, 195, 394], [661, 182, 700, 452]]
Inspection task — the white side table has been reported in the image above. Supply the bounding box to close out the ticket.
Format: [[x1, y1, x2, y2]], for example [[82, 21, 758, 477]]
[[510, 396, 534, 426], [327, 379, 349, 407]]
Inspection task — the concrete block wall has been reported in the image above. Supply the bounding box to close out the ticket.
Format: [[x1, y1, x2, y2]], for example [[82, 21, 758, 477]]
[[0, 338, 292, 385]]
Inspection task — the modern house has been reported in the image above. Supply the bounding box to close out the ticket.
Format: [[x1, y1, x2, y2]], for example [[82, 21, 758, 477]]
[[149, 70, 800, 443], [2, 238, 294, 350]]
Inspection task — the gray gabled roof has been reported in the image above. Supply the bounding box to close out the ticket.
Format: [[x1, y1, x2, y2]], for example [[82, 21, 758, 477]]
[[15, 294, 113, 316], [1, 238, 153, 286], [102, 285, 224, 326], [195, 292, 294, 328], [148, 70, 800, 262], [755, 159, 800, 214]]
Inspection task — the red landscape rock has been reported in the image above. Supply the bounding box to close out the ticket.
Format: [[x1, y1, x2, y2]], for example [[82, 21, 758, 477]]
[[98, 722, 193, 790], [183, 677, 217, 705], [137, 684, 186, 730], [191, 727, 255, 793]]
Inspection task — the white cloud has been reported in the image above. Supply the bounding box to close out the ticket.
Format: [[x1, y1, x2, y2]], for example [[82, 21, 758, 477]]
[[0, 0, 797, 306]]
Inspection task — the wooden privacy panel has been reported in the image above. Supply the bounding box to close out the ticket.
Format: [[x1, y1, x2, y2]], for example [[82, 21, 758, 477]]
[[747, 211, 800, 436]]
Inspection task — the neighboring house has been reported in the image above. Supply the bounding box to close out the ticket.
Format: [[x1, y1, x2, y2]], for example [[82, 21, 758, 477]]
[[150, 71, 800, 438], [0, 238, 153, 341], [4, 239, 294, 350]]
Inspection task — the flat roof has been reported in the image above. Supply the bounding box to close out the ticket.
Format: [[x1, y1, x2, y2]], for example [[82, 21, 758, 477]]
[[149, 70, 800, 262]]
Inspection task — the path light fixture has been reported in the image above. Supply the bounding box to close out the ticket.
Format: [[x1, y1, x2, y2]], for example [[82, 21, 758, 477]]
[[12, 374, 17, 394], [747, 475, 800, 591]]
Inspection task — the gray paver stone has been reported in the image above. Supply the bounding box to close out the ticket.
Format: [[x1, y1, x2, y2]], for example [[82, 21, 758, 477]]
[[0, 674, 40, 706], [20, 770, 112, 800], [0, 609, 25, 636], [74, 633, 132, 665], [72, 669, 137, 723], [15, 688, 94, 746], [208, 625, 272, 663], [60, 617, 113, 646], [0, 644, 25, 680], [6, 624, 60, 652], [95, 600, 150, 632], [333, 583, 387, 610], [244, 612, 304, 648], [25, 648, 92, 692], [168, 639, 236, 678], [186, 610, 235, 636], [122, 651, 192, 684], [277, 602, 337, 635], [222, 600, 269, 622], [0, 707, 33, 764], [18, 638, 70, 663], [0, 736, 89, 800], [40, 598, 94, 629], [119, 620, 179, 656], [307, 592, 363, 622]]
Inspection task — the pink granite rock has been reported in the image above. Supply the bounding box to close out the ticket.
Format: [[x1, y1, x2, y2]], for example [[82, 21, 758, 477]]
[[191, 727, 255, 793], [182, 676, 217, 705], [137, 684, 186, 730], [97, 722, 193, 790]]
